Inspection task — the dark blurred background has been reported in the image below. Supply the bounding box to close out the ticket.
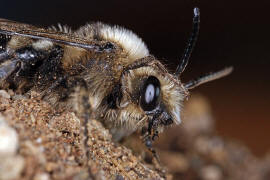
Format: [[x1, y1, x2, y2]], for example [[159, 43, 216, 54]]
[[1, 0, 269, 156]]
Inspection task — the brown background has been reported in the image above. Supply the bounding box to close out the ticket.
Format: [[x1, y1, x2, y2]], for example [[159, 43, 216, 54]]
[[0, 0, 269, 156]]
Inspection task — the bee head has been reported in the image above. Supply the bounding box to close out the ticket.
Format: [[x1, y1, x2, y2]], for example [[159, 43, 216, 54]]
[[101, 8, 201, 131], [116, 57, 186, 130]]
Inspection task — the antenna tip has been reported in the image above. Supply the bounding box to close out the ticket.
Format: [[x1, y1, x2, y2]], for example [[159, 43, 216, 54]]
[[224, 66, 234, 74], [194, 7, 200, 17]]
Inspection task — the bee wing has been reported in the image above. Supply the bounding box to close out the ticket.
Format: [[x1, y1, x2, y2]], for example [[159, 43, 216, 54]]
[[0, 18, 100, 50]]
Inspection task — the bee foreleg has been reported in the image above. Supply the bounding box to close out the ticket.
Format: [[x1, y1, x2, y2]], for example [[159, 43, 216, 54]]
[[141, 126, 161, 164]]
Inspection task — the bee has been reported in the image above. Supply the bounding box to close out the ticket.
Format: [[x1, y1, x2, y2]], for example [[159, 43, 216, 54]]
[[0, 8, 232, 159]]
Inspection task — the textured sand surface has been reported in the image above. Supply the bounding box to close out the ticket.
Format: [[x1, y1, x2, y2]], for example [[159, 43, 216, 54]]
[[1, 90, 270, 180]]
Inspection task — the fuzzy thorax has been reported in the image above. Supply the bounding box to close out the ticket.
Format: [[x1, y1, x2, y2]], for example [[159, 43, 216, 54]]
[[76, 22, 149, 61]]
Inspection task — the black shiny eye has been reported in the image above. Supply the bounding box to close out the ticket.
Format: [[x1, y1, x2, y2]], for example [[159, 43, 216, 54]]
[[140, 76, 160, 111]]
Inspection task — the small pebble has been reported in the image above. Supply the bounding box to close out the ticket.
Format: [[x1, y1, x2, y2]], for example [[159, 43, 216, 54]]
[[0, 116, 18, 156]]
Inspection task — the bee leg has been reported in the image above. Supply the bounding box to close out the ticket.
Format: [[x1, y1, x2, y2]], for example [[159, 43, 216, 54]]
[[122, 56, 154, 76], [142, 127, 167, 178], [144, 133, 160, 163], [141, 121, 161, 164], [69, 78, 95, 179]]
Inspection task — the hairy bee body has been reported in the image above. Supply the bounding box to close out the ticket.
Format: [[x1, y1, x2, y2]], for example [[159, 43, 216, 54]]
[[0, 20, 187, 140], [0, 9, 232, 142]]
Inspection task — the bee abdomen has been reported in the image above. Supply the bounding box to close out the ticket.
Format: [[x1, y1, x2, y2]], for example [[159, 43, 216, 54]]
[[0, 36, 65, 91]]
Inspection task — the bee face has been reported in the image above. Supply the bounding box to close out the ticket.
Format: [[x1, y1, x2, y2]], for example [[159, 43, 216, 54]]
[[107, 58, 186, 132]]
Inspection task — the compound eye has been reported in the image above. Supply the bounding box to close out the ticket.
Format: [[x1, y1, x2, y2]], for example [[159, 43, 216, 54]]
[[141, 76, 160, 111]]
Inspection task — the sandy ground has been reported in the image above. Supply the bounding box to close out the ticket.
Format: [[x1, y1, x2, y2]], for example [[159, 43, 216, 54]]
[[0, 90, 270, 180], [0, 90, 166, 179]]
